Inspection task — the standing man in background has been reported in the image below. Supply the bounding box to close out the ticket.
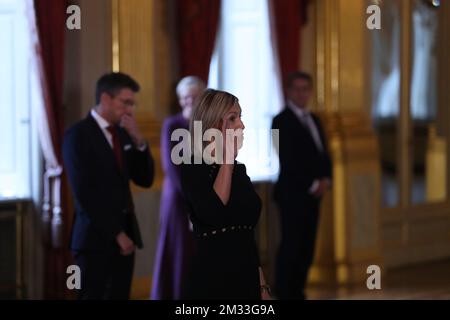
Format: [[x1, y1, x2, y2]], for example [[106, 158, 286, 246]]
[[272, 71, 332, 300], [63, 72, 155, 299]]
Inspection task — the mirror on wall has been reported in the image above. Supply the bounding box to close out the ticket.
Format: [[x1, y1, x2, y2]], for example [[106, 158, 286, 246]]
[[410, 0, 447, 204], [371, 0, 401, 208]]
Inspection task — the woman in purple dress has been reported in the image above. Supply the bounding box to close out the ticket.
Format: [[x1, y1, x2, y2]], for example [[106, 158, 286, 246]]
[[151, 76, 206, 299]]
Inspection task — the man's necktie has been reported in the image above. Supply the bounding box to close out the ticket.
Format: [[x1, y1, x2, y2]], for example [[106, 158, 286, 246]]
[[107, 125, 123, 170]]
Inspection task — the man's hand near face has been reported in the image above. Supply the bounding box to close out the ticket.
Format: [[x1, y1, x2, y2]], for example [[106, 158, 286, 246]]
[[120, 114, 146, 149]]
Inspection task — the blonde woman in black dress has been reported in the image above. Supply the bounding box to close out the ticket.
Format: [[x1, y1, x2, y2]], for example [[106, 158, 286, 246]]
[[180, 89, 271, 300]]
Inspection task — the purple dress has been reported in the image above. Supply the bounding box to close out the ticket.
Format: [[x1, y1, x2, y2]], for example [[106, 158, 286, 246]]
[[151, 113, 195, 300]]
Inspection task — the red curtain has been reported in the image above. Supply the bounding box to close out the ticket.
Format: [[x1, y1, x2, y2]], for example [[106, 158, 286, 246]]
[[34, 0, 65, 151], [176, 0, 221, 83], [34, 0, 72, 299], [272, 0, 309, 89]]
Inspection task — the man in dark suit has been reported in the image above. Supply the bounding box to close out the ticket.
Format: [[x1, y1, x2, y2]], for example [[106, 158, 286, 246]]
[[63, 72, 154, 299], [272, 71, 332, 300]]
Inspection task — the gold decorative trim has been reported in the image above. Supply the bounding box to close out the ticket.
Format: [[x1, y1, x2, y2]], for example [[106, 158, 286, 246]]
[[329, 0, 339, 113], [315, 0, 339, 112], [315, 0, 325, 108], [112, 0, 120, 72]]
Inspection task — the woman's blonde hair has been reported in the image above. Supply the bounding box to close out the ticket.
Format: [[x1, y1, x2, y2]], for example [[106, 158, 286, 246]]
[[189, 89, 239, 150]]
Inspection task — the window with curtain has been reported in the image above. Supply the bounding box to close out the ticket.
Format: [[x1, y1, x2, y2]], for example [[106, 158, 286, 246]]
[[208, 0, 282, 182], [0, 0, 40, 199]]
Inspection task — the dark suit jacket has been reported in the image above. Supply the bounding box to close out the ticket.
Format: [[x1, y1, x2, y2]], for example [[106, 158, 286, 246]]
[[272, 107, 332, 205], [63, 113, 154, 252]]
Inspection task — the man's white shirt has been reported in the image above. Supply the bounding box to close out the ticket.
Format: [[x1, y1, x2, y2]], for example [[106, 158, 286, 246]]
[[286, 101, 327, 195]]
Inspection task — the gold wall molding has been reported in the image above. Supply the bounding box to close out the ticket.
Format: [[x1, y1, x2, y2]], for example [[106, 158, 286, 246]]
[[315, 0, 339, 112], [426, 126, 447, 202], [112, 0, 120, 72], [112, 0, 155, 120], [309, 0, 383, 286], [311, 111, 383, 286]]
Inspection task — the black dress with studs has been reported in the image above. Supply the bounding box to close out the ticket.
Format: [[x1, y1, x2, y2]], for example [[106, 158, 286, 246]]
[[180, 160, 262, 300]]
